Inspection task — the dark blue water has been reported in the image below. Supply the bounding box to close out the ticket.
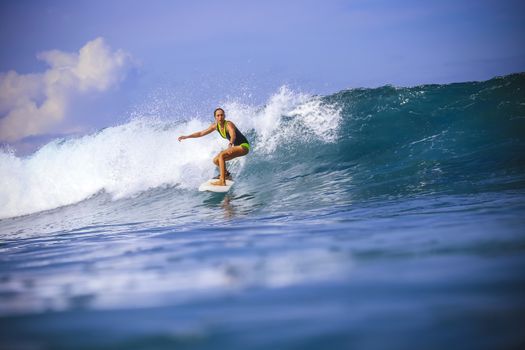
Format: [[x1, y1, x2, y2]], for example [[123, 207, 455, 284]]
[[1, 73, 525, 349]]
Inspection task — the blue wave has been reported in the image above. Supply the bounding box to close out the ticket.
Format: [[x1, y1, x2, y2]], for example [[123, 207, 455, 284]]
[[1, 74, 524, 220], [244, 73, 525, 206]]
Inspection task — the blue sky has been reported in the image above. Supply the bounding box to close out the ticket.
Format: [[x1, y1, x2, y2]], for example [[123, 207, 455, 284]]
[[1, 0, 524, 153]]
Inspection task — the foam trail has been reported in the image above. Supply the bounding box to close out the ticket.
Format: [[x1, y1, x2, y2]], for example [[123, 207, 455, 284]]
[[0, 118, 215, 219]]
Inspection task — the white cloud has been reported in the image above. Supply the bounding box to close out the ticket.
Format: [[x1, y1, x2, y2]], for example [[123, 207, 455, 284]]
[[0, 37, 131, 142]]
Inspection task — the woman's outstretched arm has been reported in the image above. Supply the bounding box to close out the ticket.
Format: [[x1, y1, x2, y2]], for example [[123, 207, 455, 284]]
[[178, 123, 215, 141]]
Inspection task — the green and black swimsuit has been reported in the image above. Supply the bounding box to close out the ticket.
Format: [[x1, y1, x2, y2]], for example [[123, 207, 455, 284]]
[[217, 121, 250, 152]]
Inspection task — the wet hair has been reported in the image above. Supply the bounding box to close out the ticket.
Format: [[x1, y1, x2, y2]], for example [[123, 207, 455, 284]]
[[214, 108, 225, 117]]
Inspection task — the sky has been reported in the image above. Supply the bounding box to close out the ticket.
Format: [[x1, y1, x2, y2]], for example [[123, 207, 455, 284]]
[[1, 0, 524, 154]]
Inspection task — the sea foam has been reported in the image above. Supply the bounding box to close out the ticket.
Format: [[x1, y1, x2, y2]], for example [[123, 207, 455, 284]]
[[0, 87, 341, 219]]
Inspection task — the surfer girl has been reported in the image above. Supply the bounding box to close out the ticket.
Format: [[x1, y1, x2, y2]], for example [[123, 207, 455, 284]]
[[178, 108, 250, 186]]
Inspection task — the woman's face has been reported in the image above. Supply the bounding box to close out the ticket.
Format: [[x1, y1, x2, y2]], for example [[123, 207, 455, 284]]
[[215, 110, 225, 123]]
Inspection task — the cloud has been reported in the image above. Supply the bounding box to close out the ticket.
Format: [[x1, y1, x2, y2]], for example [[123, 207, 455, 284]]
[[0, 37, 131, 142]]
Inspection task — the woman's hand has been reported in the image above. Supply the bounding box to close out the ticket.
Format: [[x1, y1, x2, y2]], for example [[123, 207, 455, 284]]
[[178, 135, 187, 142]]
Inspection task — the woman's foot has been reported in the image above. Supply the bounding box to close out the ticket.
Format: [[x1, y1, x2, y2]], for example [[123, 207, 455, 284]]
[[211, 180, 226, 186]]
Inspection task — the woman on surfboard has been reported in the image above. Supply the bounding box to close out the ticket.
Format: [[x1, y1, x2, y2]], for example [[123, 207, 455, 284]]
[[178, 108, 250, 186]]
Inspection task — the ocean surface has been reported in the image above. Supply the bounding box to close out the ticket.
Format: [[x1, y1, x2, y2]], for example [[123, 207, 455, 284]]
[[1, 73, 525, 349]]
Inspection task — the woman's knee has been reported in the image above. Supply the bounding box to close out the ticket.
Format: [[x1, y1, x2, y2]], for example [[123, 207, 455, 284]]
[[213, 154, 224, 165]]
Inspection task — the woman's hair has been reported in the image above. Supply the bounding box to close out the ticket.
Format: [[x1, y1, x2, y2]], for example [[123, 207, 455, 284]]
[[214, 108, 225, 116]]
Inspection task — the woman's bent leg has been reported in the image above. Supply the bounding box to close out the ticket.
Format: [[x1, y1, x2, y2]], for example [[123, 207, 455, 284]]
[[211, 146, 248, 186]]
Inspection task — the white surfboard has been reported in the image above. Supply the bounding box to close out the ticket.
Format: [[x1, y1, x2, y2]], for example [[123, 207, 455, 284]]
[[198, 179, 235, 193]]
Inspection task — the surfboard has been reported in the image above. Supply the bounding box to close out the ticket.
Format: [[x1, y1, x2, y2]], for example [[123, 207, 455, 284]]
[[198, 179, 234, 193]]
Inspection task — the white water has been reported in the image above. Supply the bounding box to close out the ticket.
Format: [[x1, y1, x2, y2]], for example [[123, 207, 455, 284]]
[[0, 87, 341, 219]]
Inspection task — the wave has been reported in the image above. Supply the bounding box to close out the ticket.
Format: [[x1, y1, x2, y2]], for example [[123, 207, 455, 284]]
[[1, 73, 524, 220]]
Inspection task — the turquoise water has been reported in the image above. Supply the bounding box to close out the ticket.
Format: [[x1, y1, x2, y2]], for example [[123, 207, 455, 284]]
[[1, 73, 524, 349]]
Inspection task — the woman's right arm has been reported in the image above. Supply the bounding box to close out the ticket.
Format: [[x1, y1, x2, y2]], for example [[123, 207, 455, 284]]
[[178, 123, 215, 141]]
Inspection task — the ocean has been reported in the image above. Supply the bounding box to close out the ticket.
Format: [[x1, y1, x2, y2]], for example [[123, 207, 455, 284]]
[[1, 73, 524, 349]]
